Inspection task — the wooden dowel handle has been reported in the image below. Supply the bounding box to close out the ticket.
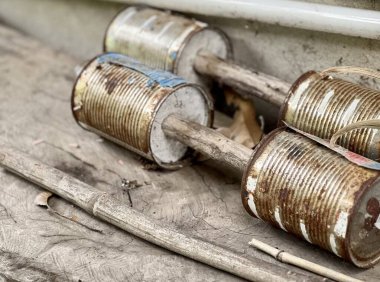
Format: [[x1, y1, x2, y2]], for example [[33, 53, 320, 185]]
[[194, 50, 290, 107], [0, 146, 318, 282], [162, 115, 252, 172]]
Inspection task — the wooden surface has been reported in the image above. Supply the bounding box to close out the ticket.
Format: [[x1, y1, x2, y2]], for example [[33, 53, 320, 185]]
[[0, 24, 378, 281], [0, 147, 312, 282]]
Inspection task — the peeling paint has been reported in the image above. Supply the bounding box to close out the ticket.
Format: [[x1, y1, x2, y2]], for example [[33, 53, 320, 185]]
[[248, 193, 261, 220], [246, 176, 257, 193], [341, 98, 360, 125], [275, 206, 286, 231], [334, 211, 348, 238], [329, 234, 341, 257], [300, 220, 311, 243], [97, 53, 186, 88], [317, 89, 334, 116], [287, 78, 311, 116]]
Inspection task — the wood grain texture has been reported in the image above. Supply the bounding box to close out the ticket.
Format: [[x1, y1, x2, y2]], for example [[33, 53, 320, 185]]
[[194, 50, 291, 107], [0, 24, 378, 281]]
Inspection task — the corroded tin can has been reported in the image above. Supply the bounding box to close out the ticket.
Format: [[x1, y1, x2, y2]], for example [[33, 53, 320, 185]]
[[104, 6, 231, 85], [280, 71, 380, 160], [72, 53, 213, 169], [242, 128, 380, 268]]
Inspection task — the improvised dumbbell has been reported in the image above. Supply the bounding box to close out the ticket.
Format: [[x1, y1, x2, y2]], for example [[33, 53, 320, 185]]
[[104, 6, 380, 161], [72, 53, 380, 268], [104, 6, 289, 106]]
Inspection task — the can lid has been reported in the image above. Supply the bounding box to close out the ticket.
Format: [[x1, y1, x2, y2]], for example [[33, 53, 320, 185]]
[[149, 84, 213, 169], [346, 176, 380, 268], [174, 27, 232, 87]]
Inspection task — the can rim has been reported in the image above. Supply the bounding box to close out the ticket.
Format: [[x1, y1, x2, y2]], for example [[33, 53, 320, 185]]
[[277, 70, 318, 127], [71, 54, 103, 129]]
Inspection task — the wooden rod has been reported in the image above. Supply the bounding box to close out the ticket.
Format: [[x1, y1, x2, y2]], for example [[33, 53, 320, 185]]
[[162, 115, 252, 172], [194, 50, 290, 107], [0, 146, 318, 282], [249, 238, 363, 282]]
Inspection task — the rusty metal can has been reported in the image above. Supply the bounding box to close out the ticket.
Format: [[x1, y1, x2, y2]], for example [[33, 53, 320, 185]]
[[104, 6, 231, 86], [280, 71, 380, 160], [72, 53, 213, 169], [242, 127, 380, 268]]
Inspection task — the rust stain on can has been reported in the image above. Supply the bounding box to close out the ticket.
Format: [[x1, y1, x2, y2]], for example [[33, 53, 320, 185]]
[[72, 53, 213, 169], [242, 128, 380, 268], [280, 71, 380, 160], [104, 6, 231, 85]]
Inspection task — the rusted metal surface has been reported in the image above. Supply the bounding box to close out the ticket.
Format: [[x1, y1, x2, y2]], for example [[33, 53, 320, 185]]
[[280, 71, 380, 160], [242, 128, 380, 268], [72, 53, 213, 169], [104, 6, 231, 85]]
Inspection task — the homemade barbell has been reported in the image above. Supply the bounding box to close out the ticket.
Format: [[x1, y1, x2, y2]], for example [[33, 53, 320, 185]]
[[104, 6, 290, 106], [104, 6, 380, 161], [72, 53, 380, 268]]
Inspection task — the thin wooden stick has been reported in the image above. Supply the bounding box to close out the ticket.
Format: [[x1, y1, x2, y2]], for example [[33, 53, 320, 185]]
[[249, 238, 363, 282], [0, 146, 319, 282], [194, 50, 290, 107], [162, 115, 252, 171]]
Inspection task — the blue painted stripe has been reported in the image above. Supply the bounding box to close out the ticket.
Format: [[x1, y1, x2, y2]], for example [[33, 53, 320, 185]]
[[97, 53, 186, 88]]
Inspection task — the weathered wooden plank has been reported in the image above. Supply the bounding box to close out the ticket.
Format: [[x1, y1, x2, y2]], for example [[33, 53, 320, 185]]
[[0, 24, 378, 281]]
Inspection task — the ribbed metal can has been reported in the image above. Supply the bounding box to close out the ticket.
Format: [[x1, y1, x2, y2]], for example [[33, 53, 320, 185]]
[[280, 71, 380, 160], [242, 128, 380, 268], [104, 6, 231, 85], [72, 53, 213, 169]]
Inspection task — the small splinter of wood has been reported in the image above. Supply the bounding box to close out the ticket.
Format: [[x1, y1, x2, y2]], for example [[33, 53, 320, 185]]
[[34, 191, 53, 207], [34, 191, 103, 234], [248, 238, 363, 282]]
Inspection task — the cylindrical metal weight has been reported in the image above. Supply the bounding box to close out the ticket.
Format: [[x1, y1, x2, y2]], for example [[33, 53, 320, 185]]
[[104, 6, 231, 86], [280, 71, 380, 160], [72, 53, 213, 169], [242, 128, 380, 268]]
